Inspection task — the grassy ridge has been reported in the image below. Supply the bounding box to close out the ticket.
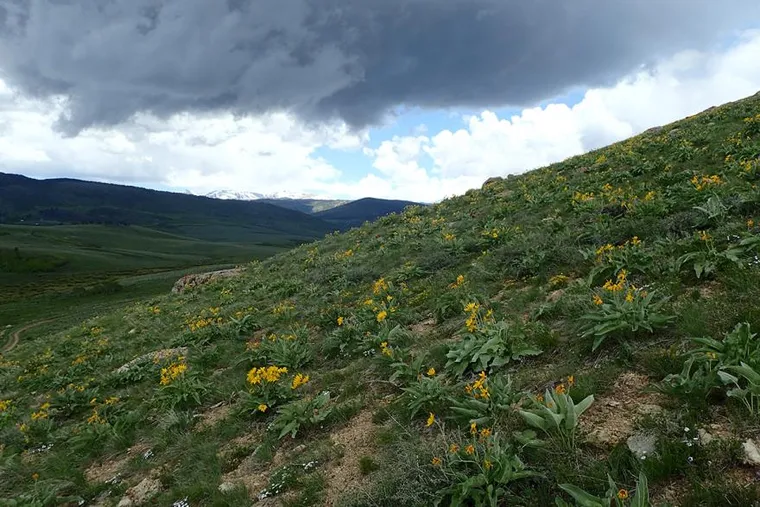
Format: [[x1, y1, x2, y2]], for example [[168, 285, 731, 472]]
[[1, 93, 760, 506]]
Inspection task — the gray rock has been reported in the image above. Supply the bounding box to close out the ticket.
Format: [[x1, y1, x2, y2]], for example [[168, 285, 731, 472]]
[[172, 268, 243, 294], [218, 482, 237, 494], [627, 432, 657, 458], [118, 478, 161, 506], [742, 439, 760, 466], [698, 428, 714, 445], [481, 176, 504, 189]]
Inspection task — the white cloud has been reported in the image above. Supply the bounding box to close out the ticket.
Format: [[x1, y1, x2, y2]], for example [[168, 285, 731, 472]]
[[362, 29, 760, 201], [1, 29, 760, 203]]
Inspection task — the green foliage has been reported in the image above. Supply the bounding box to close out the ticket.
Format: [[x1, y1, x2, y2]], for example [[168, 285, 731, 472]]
[[519, 388, 594, 450], [434, 435, 541, 507], [581, 273, 674, 351], [445, 318, 542, 377], [250, 327, 313, 370], [273, 392, 334, 439], [556, 471, 650, 507]]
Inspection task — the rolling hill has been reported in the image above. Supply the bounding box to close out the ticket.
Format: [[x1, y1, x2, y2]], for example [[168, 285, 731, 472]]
[[2, 92, 760, 506], [0, 173, 334, 243], [314, 197, 422, 229]]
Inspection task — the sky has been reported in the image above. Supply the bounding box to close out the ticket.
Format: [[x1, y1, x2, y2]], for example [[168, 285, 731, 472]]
[[0, 1, 759, 203]]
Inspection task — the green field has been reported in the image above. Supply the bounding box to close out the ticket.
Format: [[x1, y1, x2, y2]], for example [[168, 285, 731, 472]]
[[0, 224, 299, 328]]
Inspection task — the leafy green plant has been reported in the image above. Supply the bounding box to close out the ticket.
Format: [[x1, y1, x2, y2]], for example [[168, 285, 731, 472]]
[[580, 272, 674, 351], [718, 362, 760, 415], [434, 435, 540, 507], [519, 387, 594, 450], [445, 319, 542, 377], [400, 374, 452, 420], [250, 328, 313, 370], [448, 373, 522, 428], [272, 392, 333, 439], [556, 471, 650, 507], [675, 235, 745, 279]]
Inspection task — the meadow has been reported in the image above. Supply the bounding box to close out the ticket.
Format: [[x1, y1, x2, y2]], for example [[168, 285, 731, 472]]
[[1, 92, 760, 506]]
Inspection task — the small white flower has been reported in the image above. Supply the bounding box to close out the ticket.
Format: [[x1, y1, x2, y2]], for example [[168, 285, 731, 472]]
[[687, 456, 694, 463], [684, 427, 690, 433]]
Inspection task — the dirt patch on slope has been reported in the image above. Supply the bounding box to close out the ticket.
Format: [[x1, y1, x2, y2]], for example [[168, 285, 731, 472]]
[[580, 372, 667, 447], [195, 402, 232, 431], [323, 410, 378, 506]]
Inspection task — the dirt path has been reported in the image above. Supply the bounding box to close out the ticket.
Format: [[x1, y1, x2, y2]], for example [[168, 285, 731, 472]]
[[1, 319, 56, 353]]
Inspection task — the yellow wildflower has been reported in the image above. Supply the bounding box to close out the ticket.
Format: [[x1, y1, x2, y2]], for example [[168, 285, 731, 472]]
[[426, 412, 435, 427], [0, 399, 11, 412], [337, 316, 344, 326], [625, 290, 635, 303], [617, 489, 629, 500], [748, 219, 755, 228], [247, 366, 288, 385], [431, 456, 442, 466], [160, 361, 188, 386], [291, 373, 310, 390], [567, 375, 575, 387], [483, 459, 492, 470], [257, 404, 268, 412], [104, 397, 120, 405], [427, 367, 436, 377], [32, 473, 39, 481], [479, 427, 492, 439], [470, 421, 478, 435], [593, 294, 604, 306], [449, 444, 460, 453], [554, 383, 566, 395], [699, 230, 711, 242], [465, 444, 475, 455], [376, 310, 388, 323]]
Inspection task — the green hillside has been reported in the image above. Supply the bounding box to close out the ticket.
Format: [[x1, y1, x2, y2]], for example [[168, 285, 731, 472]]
[[0, 173, 334, 243], [257, 198, 350, 215], [2, 93, 760, 506], [314, 197, 422, 230]]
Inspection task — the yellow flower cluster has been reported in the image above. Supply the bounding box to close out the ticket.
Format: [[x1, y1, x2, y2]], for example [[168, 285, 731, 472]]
[[376, 310, 388, 323], [188, 316, 222, 332], [336, 248, 354, 259], [380, 341, 393, 357], [291, 373, 310, 390], [464, 371, 490, 399], [449, 274, 465, 289], [160, 360, 188, 386], [691, 174, 723, 191], [549, 274, 569, 287], [699, 230, 712, 242], [87, 409, 106, 425], [442, 232, 456, 241], [148, 306, 161, 315], [595, 237, 640, 262], [337, 316, 344, 326], [0, 399, 11, 412], [272, 301, 295, 315], [603, 270, 628, 292], [247, 366, 288, 385], [482, 228, 499, 239], [372, 277, 389, 295], [463, 302, 488, 333], [572, 191, 595, 204], [31, 402, 51, 421]]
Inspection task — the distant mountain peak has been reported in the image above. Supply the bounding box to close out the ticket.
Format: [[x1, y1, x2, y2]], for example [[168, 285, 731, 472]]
[[203, 189, 321, 201]]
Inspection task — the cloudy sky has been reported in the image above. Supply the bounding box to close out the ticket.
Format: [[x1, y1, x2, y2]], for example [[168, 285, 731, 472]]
[[1, 1, 759, 202]]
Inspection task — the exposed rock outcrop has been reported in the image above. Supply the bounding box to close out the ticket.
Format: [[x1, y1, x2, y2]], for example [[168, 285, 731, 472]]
[[171, 268, 243, 294]]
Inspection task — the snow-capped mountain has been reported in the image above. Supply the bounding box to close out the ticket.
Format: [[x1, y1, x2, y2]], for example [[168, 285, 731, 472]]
[[202, 189, 322, 200]]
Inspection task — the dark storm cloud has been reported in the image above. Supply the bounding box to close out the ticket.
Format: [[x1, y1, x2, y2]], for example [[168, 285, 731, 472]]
[[0, 0, 757, 135]]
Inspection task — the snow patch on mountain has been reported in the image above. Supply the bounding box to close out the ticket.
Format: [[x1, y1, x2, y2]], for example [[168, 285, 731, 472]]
[[203, 189, 323, 200]]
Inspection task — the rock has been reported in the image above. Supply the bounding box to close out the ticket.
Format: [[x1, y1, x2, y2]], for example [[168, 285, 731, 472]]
[[481, 177, 504, 189], [118, 478, 161, 506], [742, 439, 760, 466], [292, 444, 307, 454], [115, 348, 188, 374], [645, 126, 663, 135], [698, 428, 714, 445], [171, 268, 243, 294], [627, 432, 657, 458], [546, 289, 565, 303], [218, 482, 237, 494], [667, 128, 681, 138]]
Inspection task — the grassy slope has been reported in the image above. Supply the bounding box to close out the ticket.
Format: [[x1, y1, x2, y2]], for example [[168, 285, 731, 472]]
[[0, 224, 299, 327], [314, 197, 421, 230], [2, 93, 760, 506]]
